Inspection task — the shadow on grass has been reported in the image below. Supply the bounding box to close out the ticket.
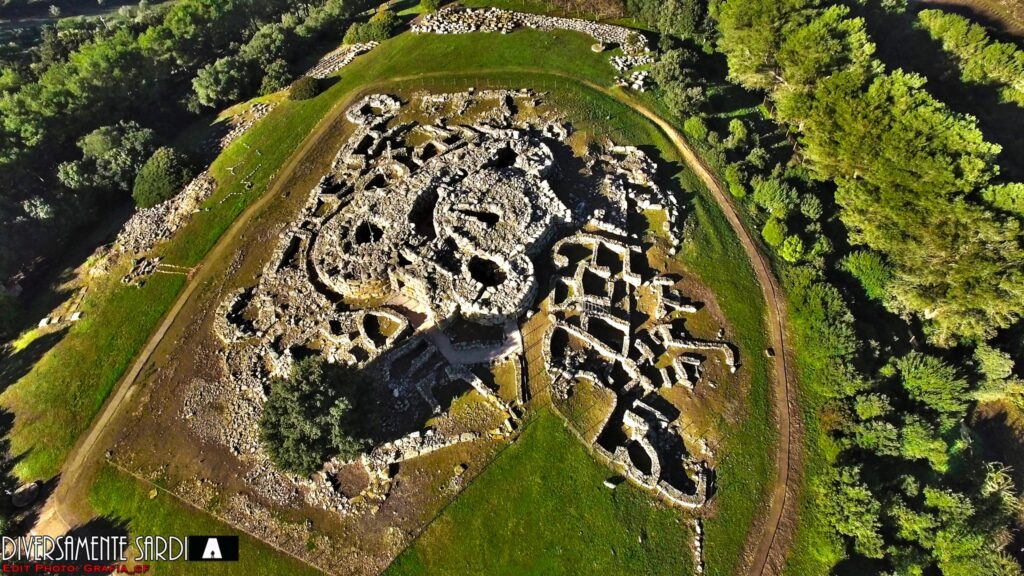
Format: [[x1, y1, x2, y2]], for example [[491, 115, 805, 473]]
[[0, 327, 68, 394]]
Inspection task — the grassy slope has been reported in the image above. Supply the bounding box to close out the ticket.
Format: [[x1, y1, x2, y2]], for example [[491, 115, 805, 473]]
[[386, 410, 695, 576], [679, 194, 774, 576], [4, 26, 775, 576], [88, 464, 322, 576]]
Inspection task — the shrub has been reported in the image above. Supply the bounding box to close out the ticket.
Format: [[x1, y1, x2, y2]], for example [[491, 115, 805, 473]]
[[683, 116, 708, 142], [132, 147, 193, 208], [725, 163, 747, 198], [761, 217, 786, 247], [779, 235, 805, 262], [289, 76, 320, 100], [420, 0, 441, 12], [344, 9, 399, 44]]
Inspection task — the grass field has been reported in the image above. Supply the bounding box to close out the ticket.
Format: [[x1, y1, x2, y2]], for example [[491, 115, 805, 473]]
[[386, 410, 696, 576], [88, 464, 322, 575], [3, 24, 777, 576]]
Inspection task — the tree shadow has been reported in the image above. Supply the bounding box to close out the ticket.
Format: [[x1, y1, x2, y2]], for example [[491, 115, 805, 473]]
[[0, 327, 68, 394]]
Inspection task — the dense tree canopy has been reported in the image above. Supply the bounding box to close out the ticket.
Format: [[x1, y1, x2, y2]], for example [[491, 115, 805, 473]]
[[918, 9, 1024, 107], [57, 121, 156, 195]]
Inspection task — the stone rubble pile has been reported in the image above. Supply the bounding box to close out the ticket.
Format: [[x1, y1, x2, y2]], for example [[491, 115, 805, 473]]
[[412, 7, 650, 55], [616, 70, 651, 92], [114, 171, 217, 257], [305, 42, 377, 79], [610, 54, 654, 73]]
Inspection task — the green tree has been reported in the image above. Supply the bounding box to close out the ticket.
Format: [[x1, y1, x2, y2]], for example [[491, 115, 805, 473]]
[[840, 250, 891, 302], [132, 146, 193, 208], [259, 356, 367, 476], [821, 466, 885, 558], [192, 55, 251, 108], [57, 121, 156, 194], [779, 234, 804, 262], [900, 416, 950, 472], [260, 59, 292, 95], [420, 0, 441, 13], [897, 352, 968, 425]]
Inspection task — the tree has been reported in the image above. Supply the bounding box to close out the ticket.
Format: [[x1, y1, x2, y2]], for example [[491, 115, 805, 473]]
[[259, 356, 366, 476], [420, 0, 440, 13], [802, 70, 1022, 344], [840, 250, 891, 302], [900, 416, 950, 472], [289, 76, 319, 100], [57, 121, 156, 194], [752, 177, 797, 218], [779, 235, 804, 262], [652, 48, 706, 117], [132, 146, 193, 208], [821, 466, 885, 558], [897, 352, 968, 425], [918, 9, 1024, 108], [192, 55, 251, 108], [260, 58, 292, 95]]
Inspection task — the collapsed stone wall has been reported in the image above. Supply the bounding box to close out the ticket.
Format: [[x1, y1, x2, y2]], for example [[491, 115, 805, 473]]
[[413, 7, 655, 90], [413, 7, 649, 54]]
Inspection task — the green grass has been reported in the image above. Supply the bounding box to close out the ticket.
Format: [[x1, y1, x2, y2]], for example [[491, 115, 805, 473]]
[[679, 194, 774, 576], [89, 464, 322, 576], [386, 410, 695, 576]]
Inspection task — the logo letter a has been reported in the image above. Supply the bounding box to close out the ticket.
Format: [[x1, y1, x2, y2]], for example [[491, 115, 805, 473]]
[[202, 538, 223, 560]]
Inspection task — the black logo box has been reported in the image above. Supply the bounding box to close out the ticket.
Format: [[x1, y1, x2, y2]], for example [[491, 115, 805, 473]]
[[186, 536, 240, 561]]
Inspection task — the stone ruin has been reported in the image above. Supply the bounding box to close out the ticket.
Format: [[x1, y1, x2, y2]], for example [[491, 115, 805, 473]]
[[304, 42, 378, 79], [543, 231, 735, 508], [412, 7, 655, 91], [189, 88, 727, 555]]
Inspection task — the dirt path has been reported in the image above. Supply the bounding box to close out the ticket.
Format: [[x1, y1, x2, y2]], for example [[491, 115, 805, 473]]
[[32, 65, 798, 576]]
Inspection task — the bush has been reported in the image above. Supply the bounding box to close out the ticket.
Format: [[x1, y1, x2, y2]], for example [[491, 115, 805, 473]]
[[761, 217, 787, 247], [289, 76, 320, 100], [259, 357, 366, 475], [420, 0, 441, 12], [132, 147, 193, 208], [344, 9, 399, 44], [683, 116, 708, 142], [725, 163, 747, 198]]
